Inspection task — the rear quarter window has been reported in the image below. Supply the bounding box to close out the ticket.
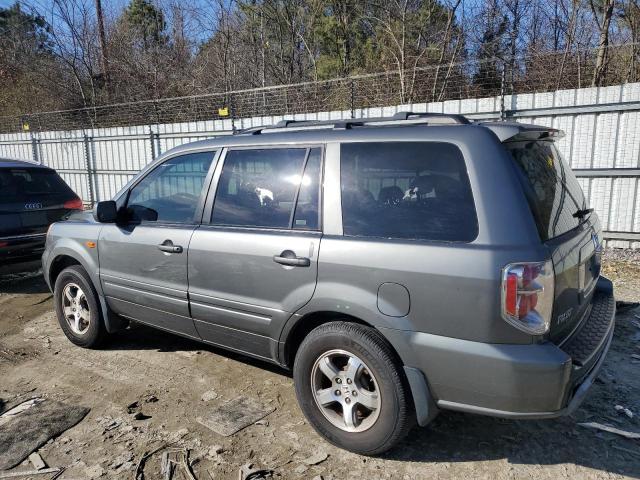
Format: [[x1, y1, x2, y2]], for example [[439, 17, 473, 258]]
[[505, 140, 587, 241], [340, 142, 478, 242]]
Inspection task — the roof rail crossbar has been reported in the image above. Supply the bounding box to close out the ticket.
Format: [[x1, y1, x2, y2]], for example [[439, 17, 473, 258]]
[[391, 111, 471, 124]]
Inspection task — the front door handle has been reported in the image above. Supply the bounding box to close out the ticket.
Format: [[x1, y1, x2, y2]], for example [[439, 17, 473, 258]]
[[158, 240, 183, 254], [273, 250, 310, 267]]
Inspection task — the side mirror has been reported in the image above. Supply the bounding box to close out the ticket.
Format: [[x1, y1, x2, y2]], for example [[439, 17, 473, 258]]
[[93, 201, 118, 223]]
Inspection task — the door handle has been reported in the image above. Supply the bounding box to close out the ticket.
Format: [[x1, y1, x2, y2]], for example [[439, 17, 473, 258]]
[[273, 250, 311, 267], [157, 241, 183, 254]]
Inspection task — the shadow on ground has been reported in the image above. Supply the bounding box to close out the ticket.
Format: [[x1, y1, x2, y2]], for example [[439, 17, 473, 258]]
[[0, 267, 50, 295], [106, 323, 290, 377], [384, 411, 638, 477]]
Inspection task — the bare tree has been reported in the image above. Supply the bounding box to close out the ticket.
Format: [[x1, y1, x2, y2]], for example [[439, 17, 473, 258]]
[[591, 0, 616, 86]]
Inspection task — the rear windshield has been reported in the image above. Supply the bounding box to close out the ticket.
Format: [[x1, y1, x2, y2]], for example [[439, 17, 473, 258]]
[[0, 168, 73, 202], [505, 140, 587, 241]]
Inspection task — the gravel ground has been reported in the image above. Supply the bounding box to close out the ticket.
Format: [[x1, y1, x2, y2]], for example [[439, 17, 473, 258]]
[[0, 254, 639, 480]]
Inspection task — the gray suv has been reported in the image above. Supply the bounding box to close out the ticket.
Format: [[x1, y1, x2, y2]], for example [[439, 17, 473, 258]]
[[42, 113, 615, 455]]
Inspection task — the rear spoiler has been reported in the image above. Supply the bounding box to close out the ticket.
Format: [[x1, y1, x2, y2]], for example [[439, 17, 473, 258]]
[[480, 122, 565, 142]]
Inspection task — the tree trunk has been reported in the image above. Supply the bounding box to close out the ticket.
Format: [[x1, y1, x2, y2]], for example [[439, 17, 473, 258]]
[[95, 0, 109, 97], [592, 0, 615, 87]]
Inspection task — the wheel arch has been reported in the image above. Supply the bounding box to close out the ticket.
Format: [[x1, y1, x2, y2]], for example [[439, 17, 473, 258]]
[[48, 254, 83, 288], [47, 248, 126, 334], [280, 310, 393, 370], [280, 310, 439, 427]]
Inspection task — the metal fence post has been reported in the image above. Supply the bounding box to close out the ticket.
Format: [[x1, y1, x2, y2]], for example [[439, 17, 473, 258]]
[[350, 79, 356, 119], [154, 132, 161, 158], [230, 93, 237, 133], [500, 60, 507, 121], [149, 129, 156, 161], [30, 134, 40, 164], [83, 134, 96, 206]]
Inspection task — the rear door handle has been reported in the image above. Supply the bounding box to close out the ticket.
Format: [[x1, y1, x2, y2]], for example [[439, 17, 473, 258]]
[[273, 250, 311, 267], [158, 241, 183, 254]]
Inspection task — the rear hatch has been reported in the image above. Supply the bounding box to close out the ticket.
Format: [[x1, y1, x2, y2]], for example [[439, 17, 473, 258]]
[[505, 138, 601, 344], [0, 167, 81, 238]]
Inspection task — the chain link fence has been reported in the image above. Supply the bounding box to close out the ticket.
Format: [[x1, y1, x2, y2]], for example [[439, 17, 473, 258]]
[[1, 44, 638, 133], [1, 45, 640, 247]]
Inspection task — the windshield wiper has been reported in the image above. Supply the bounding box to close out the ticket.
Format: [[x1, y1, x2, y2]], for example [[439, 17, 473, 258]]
[[573, 208, 594, 219]]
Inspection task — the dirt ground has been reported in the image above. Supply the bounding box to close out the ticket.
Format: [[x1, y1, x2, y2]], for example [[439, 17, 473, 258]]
[[0, 252, 639, 479]]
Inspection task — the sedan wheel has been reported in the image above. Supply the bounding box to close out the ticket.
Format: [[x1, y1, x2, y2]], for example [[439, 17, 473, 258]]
[[294, 321, 413, 455], [54, 265, 107, 348], [311, 349, 381, 433], [62, 282, 91, 335]]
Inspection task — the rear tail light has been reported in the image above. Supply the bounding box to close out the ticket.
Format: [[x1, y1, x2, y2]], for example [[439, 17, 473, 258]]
[[63, 197, 83, 210], [501, 260, 554, 335]]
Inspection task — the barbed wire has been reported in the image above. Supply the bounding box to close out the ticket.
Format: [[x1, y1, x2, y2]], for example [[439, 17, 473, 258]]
[[1, 43, 639, 134]]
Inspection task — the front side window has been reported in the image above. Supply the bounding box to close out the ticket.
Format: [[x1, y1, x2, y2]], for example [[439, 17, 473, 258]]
[[211, 147, 321, 229], [127, 151, 215, 223], [340, 142, 477, 242]]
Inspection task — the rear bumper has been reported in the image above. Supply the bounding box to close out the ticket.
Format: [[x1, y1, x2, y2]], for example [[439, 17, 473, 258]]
[[383, 277, 615, 423], [0, 233, 46, 267]]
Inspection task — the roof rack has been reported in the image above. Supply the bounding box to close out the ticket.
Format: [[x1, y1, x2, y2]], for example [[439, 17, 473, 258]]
[[238, 111, 469, 135]]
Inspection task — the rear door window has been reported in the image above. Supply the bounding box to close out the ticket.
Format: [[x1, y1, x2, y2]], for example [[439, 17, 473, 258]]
[[505, 140, 586, 240], [211, 147, 322, 230], [340, 142, 477, 242]]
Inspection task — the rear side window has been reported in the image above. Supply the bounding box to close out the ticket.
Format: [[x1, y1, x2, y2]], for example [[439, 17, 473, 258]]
[[211, 147, 322, 230], [505, 140, 586, 240], [340, 142, 477, 242], [0, 168, 74, 202]]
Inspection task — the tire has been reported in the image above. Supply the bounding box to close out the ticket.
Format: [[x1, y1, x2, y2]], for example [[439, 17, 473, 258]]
[[293, 321, 413, 455], [54, 265, 107, 348]]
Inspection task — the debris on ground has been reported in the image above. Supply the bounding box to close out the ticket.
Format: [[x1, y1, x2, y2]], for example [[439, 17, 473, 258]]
[[160, 448, 197, 480], [238, 463, 273, 480], [0, 398, 44, 427], [302, 451, 328, 466], [578, 422, 640, 439], [27, 452, 46, 470], [615, 405, 634, 418], [133, 412, 152, 421], [293, 464, 308, 474], [84, 464, 106, 479], [0, 398, 89, 470], [127, 400, 152, 420], [201, 390, 219, 402], [197, 396, 275, 436], [0, 467, 62, 478], [207, 445, 224, 457]]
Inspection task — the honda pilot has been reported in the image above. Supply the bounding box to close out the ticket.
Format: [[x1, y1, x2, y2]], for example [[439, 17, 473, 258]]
[[42, 113, 615, 454]]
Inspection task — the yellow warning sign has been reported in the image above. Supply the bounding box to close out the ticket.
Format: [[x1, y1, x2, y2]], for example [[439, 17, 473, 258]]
[[218, 107, 229, 117], [22, 122, 30, 131]]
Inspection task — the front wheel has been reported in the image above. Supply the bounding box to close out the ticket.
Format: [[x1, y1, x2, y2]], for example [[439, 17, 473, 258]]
[[54, 265, 107, 348], [293, 321, 413, 455]]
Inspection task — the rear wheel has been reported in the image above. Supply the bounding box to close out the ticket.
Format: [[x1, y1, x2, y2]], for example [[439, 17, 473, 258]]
[[293, 321, 413, 455], [54, 265, 107, 348]]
